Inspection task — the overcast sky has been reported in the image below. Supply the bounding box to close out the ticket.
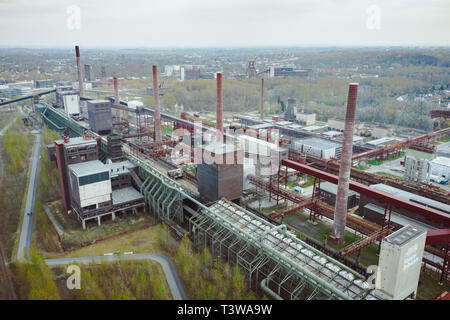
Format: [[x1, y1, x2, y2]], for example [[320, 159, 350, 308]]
[[0, 0, 449, 48]]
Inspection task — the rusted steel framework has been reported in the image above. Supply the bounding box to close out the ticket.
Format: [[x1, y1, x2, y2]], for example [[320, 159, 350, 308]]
[[288, 148, 450, 204], [282, 159, 450, 226], [334, 83, 358, 242], [351, 127, 450, 161], [189, 199, 378, 300], [426, 228, 450, 284], [430, 110, 450, 119]]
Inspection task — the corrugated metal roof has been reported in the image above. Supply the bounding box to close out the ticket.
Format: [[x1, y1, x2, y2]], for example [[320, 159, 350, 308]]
[[295, 137, 340, 150]]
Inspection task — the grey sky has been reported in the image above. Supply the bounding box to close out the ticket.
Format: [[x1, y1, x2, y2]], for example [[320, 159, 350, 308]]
[[0, 0, 448, 47]]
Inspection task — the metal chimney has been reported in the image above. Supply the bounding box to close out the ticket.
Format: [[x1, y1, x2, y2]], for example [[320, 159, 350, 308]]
[[333, 83, 358, 243], [152, 65, 162, 142], [260, 78, 264, 121], [216, 72, 223, 142], [75, 46, 84, 98]]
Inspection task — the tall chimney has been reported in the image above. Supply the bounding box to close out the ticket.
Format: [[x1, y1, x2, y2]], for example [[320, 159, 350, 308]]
[[216, 73, 223, 143], [333, 83, 358, 243], [75, 46, 85, 98], [260, 78, 264, 121], [152, 65, 162, 142], [113, 76, 120, 105]]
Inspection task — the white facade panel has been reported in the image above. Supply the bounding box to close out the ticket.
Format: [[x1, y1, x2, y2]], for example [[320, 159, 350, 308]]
[[63, 94, 80, 115], [78, 180, 112, 208], [378, 226, 426, 300]]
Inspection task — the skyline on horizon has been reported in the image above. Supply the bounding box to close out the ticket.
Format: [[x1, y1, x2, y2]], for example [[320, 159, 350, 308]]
[[0, 0, 449, 48]]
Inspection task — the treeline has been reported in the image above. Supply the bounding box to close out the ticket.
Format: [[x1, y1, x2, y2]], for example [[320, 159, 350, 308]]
[[3, 118, 30, 174], [0, 117, 31, 257], [14, 248, 61, 299], [173, 235, 260, 300], [34, 128, 62, 253]]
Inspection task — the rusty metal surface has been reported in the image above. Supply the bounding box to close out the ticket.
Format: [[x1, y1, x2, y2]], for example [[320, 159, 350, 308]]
[[260, 78, 264, 120], [282, 158, 450, 226], [75, 45, 84, 98]]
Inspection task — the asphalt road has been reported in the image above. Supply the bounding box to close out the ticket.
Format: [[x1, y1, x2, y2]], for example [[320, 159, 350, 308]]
[[17, 132, 41, 261], [45, 253, 188, 300]]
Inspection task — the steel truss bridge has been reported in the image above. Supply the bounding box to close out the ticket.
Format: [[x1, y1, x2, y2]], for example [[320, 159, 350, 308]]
[[34, 102, 380, 300]]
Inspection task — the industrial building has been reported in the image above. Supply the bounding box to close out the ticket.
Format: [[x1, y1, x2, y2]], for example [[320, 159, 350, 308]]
[[429, 156, 450, 179], [403, 149, 435, 183], [360, 183, 450, 229], [87, 99, 113, 135], [197, 142, 243, 203], [319, 182, 358, 209], [35, 79, 54, 88], [68, 159, 145, 229], [84, 64, 93, 82], [292, 137, 342, 159]]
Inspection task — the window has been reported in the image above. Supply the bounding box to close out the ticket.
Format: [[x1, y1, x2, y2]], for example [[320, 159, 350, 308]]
[[78, 171, 109, 186]]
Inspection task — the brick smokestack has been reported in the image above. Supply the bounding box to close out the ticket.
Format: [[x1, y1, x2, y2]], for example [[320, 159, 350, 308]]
[[333, 83, 358, 243], [152, 65, 162, 142], [75, 45, 85, 99], [260, 78, 264, 121], [113, 77, 119, 105], [216, 72, 223, 142]]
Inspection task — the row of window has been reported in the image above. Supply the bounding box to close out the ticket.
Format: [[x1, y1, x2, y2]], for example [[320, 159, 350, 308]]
[[78, 171, 109, 186]]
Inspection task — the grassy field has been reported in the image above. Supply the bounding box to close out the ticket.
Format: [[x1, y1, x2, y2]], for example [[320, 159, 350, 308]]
[[368, 152, 405, 166], [51, 260, 172, 300]]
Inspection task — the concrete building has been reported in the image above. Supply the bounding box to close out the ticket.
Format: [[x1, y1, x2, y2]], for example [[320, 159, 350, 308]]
[[35, 79, 54, 88], [359, 183, 450, 229], [292, 137, 342, 159], [269, 67, 308, 77], [295, 112, 316, 126], [87, 100, 112, 135], [54, 135, 99, 210], [365, 137, 401, 149], [284, 98, 297, 121], [84, 64, 93, 82], [429, 157, 450, 179], [197, 142, 243, 203], [68, 160, 145, 229], [319, 182, 358, 209], [327, 119, 345, 132], [403, 149, 435, 183], [62, 94, 80, 116], [378, 226, 427, 300]]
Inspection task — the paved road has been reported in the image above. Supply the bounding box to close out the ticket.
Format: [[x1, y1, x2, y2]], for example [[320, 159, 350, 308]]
[[17, 132, 41, 261], [45, 253, 188, 300]]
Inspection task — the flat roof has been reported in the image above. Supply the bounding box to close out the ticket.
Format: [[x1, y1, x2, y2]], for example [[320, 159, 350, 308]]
[[384, 225, 425, 247], [367, 137, 401, 146], [363, 203, 435, 232], [370, 183, 450, 214], [105, 160, 136, 176], [295, 137, 340, 150], [320, 181, 356, 196], [322, 130, 343, 137], [56, 136, 97, 147], [431, 156, 450, 167], [68, 160, 108, 177], [87, 99, 109, 104], [112, 187, 144, 205], [302, 125, 327, 131], [203, 142, 239, 155], [248, 123, 273, 130]]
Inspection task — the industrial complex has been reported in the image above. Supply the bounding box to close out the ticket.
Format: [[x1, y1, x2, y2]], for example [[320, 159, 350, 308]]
[[0, 44, 449, 302]]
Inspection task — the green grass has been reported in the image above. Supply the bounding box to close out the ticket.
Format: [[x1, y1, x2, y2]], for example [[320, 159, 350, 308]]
[[368, 152, 405, 166], [374, 171, 402, 179]]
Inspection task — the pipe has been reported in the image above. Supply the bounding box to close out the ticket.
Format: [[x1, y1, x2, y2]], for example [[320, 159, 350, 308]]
[[216, 72, 223, 142], [152, 65, 162, 142], [260, 278, 283, 300], [75, 45, 84, 98], [260, 78, 264, 121], [333, 83, 358, 242]]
